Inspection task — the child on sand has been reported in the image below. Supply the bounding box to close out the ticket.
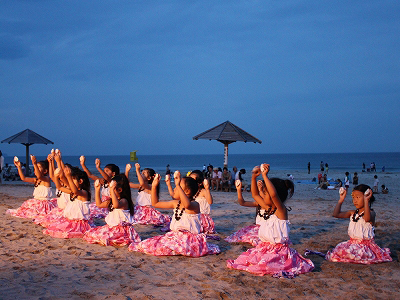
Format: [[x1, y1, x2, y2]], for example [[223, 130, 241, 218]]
[[81, 156, 120, 219], [167, 169, 216, 234], [128, 171, 220, 257], [126, 163, 170, 226], [227, 164, 314, 278], [7, 155, 56, 219], [83, 174, 140, 246], [307, 185, 392, 264], [43, 157, 92, 238], [225, 178, 277, 246], [34, 152, 71, 227]]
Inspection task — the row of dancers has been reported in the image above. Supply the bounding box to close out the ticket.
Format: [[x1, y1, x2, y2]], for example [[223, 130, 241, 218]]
[[6, 150, 392, 278]]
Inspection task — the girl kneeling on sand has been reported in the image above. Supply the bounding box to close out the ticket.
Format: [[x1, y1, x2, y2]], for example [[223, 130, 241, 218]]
[[128, 171, 220, 257]]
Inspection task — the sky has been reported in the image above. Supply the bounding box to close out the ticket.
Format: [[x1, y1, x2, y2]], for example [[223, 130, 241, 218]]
[[1, 1, 399, 157]]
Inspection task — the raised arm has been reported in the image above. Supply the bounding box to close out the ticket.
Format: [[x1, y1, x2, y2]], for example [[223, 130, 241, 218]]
[[332, 188, 353, 219], [31, 155, 50, 185], [151, 174, 175, 209], [80, 155, 99, 181], [53, 168, 72, 194], [165, 174, 176, 198], [202, 179, 213, 205], [261, 164, 287, 220], [135, 163, 150, 190], [250, 166, 270, 210], [14, 158, 35, 183], [94, 179, 110, 208], [95, 158, 112, 182], [362, 189, 375, 224], [237, 180, 257, 207]]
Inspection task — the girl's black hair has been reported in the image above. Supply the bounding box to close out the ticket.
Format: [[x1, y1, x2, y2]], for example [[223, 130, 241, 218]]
[[109, 174, 134, 216], [270, 178, 294, 204], [353, 184, 375, 206], [138, 168, 159, 197], [37, 160, 49, 174], [105, 164, 120, 176], [189, 170, 204, 188], [182, 176, 199, 198], [70, 167, 91, 202]]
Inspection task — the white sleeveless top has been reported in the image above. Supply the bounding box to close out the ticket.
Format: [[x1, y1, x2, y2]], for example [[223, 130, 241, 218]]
[[348, 214, 374, 240], [136, 190, 151, 206], [56, 190, 70, 209], [170, 212, 202, 234], [63, 199, 90, 220], [258, 214, 290, 244], [105, 208, 134, 227], [195, 196, 210, 214], [33, 185, 53, 200]]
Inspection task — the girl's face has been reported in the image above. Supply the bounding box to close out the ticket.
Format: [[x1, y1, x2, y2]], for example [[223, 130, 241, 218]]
[[351, 190, 365, 210], [37, 163, 48, 175], [72, 177, 82, 188], [180, 179, 192, 198], [104, 167, 113, 177], [141, 170, 151, 181]]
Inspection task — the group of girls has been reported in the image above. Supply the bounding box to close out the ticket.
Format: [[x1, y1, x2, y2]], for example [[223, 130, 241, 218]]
[[6, 153, 392, 278]]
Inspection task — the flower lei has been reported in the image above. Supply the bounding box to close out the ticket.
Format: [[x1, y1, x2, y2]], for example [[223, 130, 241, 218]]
[[352, 209, 365, 222], [174, 200, 185, 221]]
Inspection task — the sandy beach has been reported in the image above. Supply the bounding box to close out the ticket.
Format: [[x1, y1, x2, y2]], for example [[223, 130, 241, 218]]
[[0, 168, 399, 299]]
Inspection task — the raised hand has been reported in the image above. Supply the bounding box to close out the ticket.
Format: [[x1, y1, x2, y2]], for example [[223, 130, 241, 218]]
[[261, 163, 270, 175], [95, 158, 101, 169], [203, 178, 210, 190], [153, 173, 161, 186], [174, 170, 181, 185], [80, 155, 85, 164], [125, 163, 132, 173], [252, 165, 261, 176], [30, 155, 37, 164]]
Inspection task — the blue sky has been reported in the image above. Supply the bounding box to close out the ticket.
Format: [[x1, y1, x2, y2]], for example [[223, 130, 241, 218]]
[[1, 1, 399, 156]]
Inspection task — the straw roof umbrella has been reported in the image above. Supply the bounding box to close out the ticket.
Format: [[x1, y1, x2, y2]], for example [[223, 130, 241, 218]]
[[1, 129, 54, 176], [193, 120, 262, 168]]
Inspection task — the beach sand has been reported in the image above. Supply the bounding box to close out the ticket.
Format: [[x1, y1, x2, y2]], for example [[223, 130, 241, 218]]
[[0, 169, 399, 299]]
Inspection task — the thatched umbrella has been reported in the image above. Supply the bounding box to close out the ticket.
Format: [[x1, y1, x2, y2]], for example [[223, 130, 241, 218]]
[[193, 120, 262, 168], [1, 129, 54, 175]]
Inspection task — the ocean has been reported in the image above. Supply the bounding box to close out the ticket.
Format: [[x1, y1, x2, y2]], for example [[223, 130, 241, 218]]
[[4, 152, 400, 175]]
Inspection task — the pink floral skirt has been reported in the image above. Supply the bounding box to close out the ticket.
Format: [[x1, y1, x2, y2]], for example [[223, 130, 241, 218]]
[[224, 224, 260, 246], [6, 198, 57, 219], [33, 207, 64, 228], [43, 216, 92, 238], [133, 205, 171, 226], [325, 238, 392, 264], [200, 214, 216, 234], [89, 203, 109, 219], [227, 241, 314, 278], [83, 223, 141, 246], [128, 230, 220, 257]]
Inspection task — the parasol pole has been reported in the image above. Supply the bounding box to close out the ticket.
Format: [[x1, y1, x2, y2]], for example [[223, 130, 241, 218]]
[[223, 142, 229, 168], [24, 143, 31, 176]]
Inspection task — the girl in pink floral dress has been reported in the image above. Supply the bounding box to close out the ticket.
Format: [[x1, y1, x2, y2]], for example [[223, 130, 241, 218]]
[[7, 155, 56, 219], [166, 170, 216, 234], [81, 156, 120, 219], [34, 152, 70, 227], [83, 174, 141, 246], [227, 164, 314, 278], [225, 179, 274, 246], [43, 158, 92, 239], [127, 163, 170, 226], [128, 171, 220, 257], [308, 184, 392, 264]]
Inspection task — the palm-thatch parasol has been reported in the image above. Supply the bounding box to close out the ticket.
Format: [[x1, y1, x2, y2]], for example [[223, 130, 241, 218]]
[[193, 120, 262, 168], [1, 129, 54, 175]]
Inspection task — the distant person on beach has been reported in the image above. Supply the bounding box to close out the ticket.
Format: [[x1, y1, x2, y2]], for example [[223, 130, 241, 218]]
[[307, 162, 310, 174], [320, 161, 324, 172], [221, 167, 232, 192], [373, 175, 379, 193], [325, 163, 329, 174], [381, 184, 389, 194], [165, 164, 171, 175], [307, 185, 392, 264], [344, 172, 351, 190], [362, 162, 366, 172], [353, 172, 359, 185], [382, 166, 385, 172]]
